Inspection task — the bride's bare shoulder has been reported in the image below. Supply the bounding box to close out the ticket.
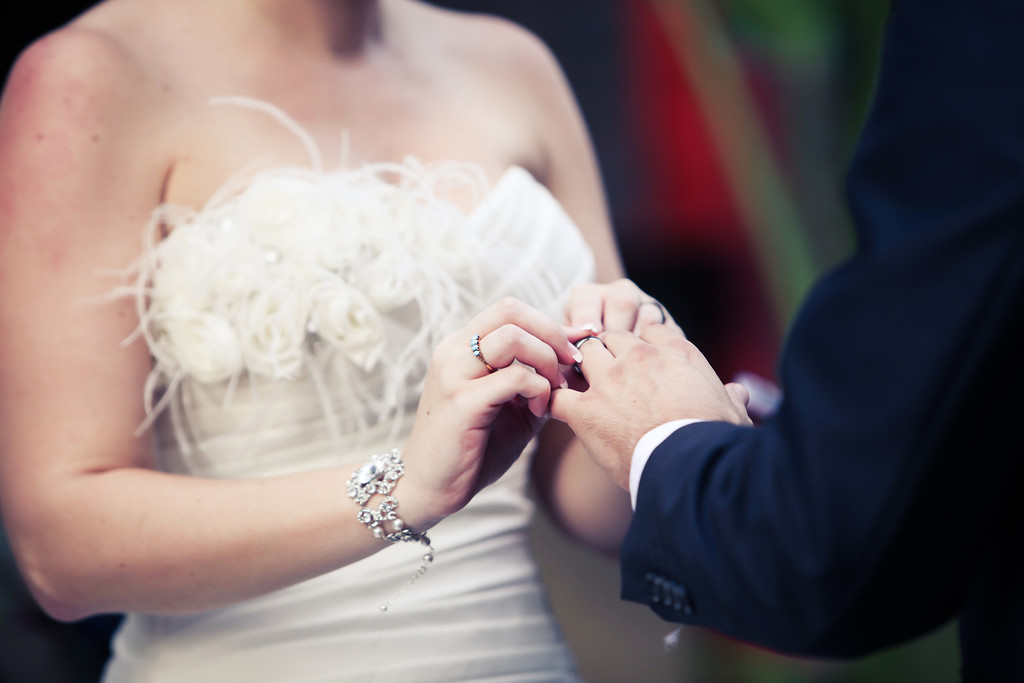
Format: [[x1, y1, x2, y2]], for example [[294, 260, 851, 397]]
[[2, 7, 171, 134], [405, 1, 565, 86], [0, 5, 179, 237]]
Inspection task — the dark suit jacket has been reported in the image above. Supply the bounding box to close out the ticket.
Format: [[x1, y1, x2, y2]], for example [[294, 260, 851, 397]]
[[620, 0, 1024, 678]]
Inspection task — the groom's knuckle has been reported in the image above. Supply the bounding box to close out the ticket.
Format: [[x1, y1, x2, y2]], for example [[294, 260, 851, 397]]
[[627, 343, 657, 364], [673, 339, 699, 360], [602, 330, 627, 344], [610, 277, 635, 294], [606, 292, 635, 313]]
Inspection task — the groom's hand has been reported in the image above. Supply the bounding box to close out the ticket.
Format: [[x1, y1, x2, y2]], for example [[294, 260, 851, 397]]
[[549, 325, 752, 490]]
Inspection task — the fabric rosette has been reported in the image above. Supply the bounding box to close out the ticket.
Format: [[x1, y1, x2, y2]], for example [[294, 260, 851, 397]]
[[417, 210, 480, 278], [308, 279, 386, 371], [202, 251, 271, 317], [150, 310, 244, 384], [127, 140, 496, 449], [149, 214, 249, 311], [234, 261, 315, 380], [354, 233, 420, 312], [239, 174, 332, 256], [115, 96, 526, 440]]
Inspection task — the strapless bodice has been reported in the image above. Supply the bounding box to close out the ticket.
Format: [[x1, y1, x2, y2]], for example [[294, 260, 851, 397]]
[[103, 132, 595, 681], [137, 162, 594, 479]]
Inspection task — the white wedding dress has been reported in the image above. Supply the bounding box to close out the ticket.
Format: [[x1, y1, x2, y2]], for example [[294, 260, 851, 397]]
[[101, 102, 595, 682]]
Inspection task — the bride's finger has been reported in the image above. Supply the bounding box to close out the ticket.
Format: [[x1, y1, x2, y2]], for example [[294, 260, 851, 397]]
[[475, 363, 554, 418], [468, 297, 580, 367], [472, 324, 565, 389]]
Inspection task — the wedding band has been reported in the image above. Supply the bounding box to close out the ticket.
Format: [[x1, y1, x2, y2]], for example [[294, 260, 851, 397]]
[[573, 335, 604, 351], [643, 299, 668, 324], [572, 335, 604, 375], [470, 334, 496, 372]]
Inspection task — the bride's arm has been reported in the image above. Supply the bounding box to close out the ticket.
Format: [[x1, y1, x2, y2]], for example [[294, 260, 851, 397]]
[[0, 31, 577, 622], [0, 31, 412, 622]]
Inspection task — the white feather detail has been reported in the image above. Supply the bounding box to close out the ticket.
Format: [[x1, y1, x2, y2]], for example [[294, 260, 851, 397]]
[[102, 97, 593, 464], [126, 157, 497, 435]]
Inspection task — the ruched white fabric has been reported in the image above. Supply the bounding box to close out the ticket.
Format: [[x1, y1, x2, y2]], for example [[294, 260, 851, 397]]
[[102, 147, 595, 681]]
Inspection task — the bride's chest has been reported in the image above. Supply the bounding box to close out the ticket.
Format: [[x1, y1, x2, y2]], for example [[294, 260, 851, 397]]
[[160, 96, 537, 213]]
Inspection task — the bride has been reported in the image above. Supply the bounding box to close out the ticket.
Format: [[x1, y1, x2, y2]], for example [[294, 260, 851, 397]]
[[0, 0, 668, 680]]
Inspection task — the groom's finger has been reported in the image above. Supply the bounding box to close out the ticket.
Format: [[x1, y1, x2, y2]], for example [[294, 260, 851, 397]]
[[638, 321, 689, 346], [598, 330, 646, 358], [548, 386, 583, 426], [572, 335, 613, 380], [564, 283, 604, 332]]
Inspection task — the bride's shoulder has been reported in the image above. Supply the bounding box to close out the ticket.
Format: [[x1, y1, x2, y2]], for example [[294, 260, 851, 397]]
[[0, 8, 179, 251], [406, 2, 566, 90], [11, 0, 167, 82], [2, 11, 172, 140], [8, 29, 134, 98]]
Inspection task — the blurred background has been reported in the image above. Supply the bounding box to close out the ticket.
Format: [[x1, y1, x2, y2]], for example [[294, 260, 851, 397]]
[[1, 1, 960, 681]]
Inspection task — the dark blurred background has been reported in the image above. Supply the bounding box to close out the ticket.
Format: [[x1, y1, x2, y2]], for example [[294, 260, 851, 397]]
[[1, 1, 960, 681]]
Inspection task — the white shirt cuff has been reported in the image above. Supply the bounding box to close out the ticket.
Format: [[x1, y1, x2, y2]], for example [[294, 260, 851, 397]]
[[629, 419, 705, 510]]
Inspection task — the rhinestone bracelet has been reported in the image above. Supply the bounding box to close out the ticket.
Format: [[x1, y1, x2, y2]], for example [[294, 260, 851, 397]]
[[347, 448, 434, 611]]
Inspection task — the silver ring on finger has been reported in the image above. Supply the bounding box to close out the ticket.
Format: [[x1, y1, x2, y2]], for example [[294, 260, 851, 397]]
[[573, 335, 604, 351], [572, 335, 604, 375], [470, 334, 496, 373], [642, 299, 668, 324]]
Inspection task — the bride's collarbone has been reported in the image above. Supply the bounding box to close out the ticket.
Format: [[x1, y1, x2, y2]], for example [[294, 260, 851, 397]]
[[160, 104, 530, 210]]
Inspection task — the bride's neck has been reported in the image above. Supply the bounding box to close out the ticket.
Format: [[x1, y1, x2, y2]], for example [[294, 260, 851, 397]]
[[234, 0, 388, 57]]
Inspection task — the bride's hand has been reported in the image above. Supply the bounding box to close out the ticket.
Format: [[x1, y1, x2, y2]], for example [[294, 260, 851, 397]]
[[399, 298, 582, 526], [563, 278, 680, 339]]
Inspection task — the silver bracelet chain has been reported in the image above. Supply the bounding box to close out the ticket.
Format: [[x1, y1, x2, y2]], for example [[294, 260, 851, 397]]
[[347, 448, 434, 612]]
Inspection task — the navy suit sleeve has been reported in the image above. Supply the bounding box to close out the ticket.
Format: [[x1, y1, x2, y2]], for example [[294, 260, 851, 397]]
[[621, 0, 1024, 658]]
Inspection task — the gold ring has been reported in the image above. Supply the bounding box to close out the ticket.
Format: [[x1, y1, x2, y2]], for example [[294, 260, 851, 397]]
[[470, 334, 496, 372]]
